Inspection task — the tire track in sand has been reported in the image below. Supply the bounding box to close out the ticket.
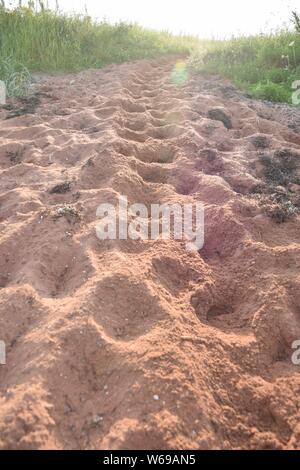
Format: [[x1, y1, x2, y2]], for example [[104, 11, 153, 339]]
[[0, 56, 300, 449]]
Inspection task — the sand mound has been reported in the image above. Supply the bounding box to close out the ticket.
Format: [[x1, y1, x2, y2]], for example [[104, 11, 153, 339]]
[[0, 56, 300, 449]]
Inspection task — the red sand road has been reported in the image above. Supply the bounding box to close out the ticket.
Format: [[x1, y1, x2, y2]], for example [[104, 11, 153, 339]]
[[0, 56, 300, 449]]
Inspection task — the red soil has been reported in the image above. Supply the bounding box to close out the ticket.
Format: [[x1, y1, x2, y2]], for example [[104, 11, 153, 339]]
[[0, 56, 300, 449]]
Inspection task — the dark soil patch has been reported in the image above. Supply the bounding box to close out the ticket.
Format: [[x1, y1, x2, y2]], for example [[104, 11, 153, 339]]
[[3, 94, 41, 119]]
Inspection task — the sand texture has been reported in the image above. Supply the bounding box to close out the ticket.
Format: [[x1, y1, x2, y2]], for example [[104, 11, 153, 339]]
[[0, 56, 300, 449]]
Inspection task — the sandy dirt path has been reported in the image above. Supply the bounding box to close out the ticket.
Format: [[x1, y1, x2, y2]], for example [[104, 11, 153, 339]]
[[0, 56, 300, 449]]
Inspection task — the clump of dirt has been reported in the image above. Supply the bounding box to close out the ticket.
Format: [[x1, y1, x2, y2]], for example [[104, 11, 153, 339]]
[[251, 147, 300, 221], [259, 148, 299, 186], [262, 197, 298, 223], [251, 134, 270, 149], [6, 149, 23, 165], [50, 182, 72, 194], [52, 204, 81, 223], [207, 106, 232, 129], [195, 148, 225, 174]]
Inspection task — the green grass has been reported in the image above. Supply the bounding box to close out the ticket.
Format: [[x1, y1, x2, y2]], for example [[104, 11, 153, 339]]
[[0, 5, 198, 75], [189, 28, 300, 104], [0, 56, 31, 97]]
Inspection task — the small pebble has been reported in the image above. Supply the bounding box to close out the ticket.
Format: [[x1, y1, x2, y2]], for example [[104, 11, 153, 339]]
[[92, 414, 103, 424]]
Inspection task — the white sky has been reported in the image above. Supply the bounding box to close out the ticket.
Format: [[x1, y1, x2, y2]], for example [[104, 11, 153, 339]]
[[15, 0, 300, 38]]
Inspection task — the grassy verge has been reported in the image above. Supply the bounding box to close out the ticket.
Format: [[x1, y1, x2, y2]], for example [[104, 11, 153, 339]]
[[0, 3, 199, 97], [189, 24, 300, 104], [0, 5, 198, 70]]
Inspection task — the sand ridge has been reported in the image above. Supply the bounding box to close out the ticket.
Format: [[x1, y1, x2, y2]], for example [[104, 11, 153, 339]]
[[0, 56, 300, 449]]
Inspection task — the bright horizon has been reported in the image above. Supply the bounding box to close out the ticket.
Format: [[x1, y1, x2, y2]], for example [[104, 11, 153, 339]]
[[12, 0, 300, 38]]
